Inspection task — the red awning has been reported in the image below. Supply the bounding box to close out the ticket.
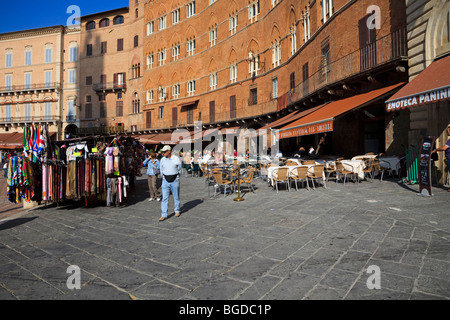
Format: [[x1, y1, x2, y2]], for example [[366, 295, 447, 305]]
[[136, 134, 160, 145], [386, 54, 450, 111], [278, 83, 405, 139]]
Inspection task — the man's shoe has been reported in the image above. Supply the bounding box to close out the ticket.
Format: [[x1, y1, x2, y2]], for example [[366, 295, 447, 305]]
[[159, 217, 167, 221], [175, 212, 181, 217], [156, 197, 161, 201], [148, 198, 154, 201]]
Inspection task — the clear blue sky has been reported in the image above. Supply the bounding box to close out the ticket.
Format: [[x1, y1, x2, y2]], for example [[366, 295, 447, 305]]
[[0, 0, 129, 34]]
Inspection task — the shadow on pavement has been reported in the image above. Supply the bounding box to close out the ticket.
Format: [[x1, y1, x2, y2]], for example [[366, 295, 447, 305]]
[[0, 217, 37, 231], [180, 199, 203, 213]]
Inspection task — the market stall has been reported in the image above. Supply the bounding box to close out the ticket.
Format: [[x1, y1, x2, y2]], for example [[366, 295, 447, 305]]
[[5, 125, 145, 208]]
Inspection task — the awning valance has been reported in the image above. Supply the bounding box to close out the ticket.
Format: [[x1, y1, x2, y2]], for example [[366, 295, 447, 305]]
[[386, 54, 450, 111], [278, 83, 405, 139]]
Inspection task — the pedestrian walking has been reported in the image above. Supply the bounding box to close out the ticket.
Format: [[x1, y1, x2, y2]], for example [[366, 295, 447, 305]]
[[159, 145, 182, 221], [143, 151, 161, 201]]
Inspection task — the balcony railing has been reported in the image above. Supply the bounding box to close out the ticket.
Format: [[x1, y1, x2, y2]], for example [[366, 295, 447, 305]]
[[76, 126, 125, 135], [134, 29, 407, 132], [0, 82, 61, 93], [0, 116, 61, 124], [92, 82, 127, 92], [66, 115, 77, 122], [288, 27, 407, 106]]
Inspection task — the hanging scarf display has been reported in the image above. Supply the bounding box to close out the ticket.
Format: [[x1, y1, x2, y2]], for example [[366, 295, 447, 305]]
[[6, 156, 36, 204]]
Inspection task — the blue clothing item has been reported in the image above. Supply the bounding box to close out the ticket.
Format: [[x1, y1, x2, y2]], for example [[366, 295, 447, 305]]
[[160, 155, 182, 176], [161, 177, 180, 218], [143, 158, 160, 176], [445, 138, 450, 160]]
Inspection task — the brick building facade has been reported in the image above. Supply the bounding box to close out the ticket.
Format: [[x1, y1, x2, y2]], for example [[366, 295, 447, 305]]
[[141, 0, 408, 156]]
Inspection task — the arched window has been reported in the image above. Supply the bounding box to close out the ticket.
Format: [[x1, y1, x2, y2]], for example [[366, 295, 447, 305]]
[[113, 15, 125, 25], [99, 18, 110, 28], [86, 21, 96, 30]]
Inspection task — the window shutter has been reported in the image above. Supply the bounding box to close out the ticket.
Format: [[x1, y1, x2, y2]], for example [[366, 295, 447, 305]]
[[230, 95, 236, 118], [146, 111, 152, 128], [209, 101, 215, 123], [172, 107, 178, 126]]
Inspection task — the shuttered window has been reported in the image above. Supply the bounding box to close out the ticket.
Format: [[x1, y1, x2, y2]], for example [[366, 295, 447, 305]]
[[230, 95, 236, 119], [209, 101, 215, 123]]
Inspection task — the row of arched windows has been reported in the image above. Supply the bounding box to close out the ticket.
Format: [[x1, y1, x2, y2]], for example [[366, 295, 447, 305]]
[[86, 15, 124, 31]]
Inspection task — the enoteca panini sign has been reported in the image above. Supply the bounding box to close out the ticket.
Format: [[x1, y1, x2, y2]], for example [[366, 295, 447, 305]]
[[386, 87, 450, 112]]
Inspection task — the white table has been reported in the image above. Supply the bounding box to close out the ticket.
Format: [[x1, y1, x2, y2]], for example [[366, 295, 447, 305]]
[[337, 160, 366, 180], [379, 156, 401, 176], [352, 155, 377, 161]]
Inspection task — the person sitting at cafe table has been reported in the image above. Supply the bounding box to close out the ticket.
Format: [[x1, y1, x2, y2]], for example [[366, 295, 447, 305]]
[[308, 145, 315, 155], [298, 147, 306, 157], [244, 149, 250, 160]]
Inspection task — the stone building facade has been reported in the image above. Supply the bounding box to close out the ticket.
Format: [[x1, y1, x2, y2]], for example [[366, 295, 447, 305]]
[[0, 0, 144, 140], [403, 0, 450, 184]]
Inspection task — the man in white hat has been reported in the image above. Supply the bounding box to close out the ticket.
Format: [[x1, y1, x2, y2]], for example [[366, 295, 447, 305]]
[[159, 145, 182, 221]]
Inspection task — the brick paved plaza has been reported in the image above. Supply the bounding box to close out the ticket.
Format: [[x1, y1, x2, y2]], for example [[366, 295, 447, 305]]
[[0, 171, 449, 301]]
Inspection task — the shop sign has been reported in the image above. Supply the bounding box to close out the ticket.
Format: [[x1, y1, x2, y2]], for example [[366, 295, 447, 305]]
[[417, 136, 435, 197], [386, 87, 450, 111], [278, 120, 333, 139]]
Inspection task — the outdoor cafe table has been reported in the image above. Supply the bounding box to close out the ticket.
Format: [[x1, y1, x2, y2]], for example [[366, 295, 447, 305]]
[[379, 156, 401, 175], [334, 159, 366, 180], [267, 164, 325, 186], [350, 155, 401, 176], [352, 155, 377, 161]]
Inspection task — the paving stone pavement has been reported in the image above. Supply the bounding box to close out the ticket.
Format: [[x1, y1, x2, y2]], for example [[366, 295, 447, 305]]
[[0, 170, 449, 300]]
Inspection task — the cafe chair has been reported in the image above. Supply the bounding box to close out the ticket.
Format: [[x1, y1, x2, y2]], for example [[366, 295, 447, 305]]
[[212, 170, 234, 198], [362, 159, 375, 181], [182, 162, 191, 177], [290, 166, 310, 191], [302, 160, 316, 165], [272, 167, 290, 193], [259, 163, 268, 182], [236, 168, 256, 193], [372, 159, 385, 181], [286, 160, 298, 166], [324, 162, 337, 183], [308, 164, 326, 189], [335, 161, 353, 185]]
